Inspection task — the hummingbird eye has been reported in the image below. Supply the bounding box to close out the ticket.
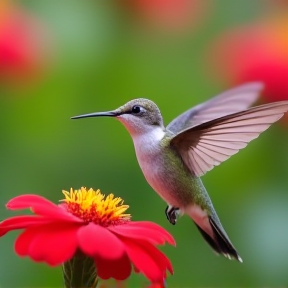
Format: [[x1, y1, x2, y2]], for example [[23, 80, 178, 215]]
[[131, 105, 143, 114]]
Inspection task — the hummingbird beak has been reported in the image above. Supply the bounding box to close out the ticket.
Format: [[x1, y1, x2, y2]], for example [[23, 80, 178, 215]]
[[71, 111, 117, 120]]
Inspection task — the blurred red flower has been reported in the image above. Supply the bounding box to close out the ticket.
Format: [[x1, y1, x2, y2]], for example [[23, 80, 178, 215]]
[[118, 0, 209, 33], [0, 1, 51, 87], [0, 188, 175, 285], [206, 14, 288, 104]]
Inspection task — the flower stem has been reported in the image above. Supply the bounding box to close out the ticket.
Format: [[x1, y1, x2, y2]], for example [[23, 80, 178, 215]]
[[62, 249, 98, 288]]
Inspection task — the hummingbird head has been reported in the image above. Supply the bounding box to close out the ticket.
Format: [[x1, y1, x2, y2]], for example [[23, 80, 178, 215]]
[[71, 98, 164, 137], [115, 98, 164, 136]]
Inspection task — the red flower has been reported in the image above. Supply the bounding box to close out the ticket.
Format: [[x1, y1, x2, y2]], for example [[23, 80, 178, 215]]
[[118, 0, 210, 33], [0, 1, 52, 88], [205, 14, 288, 103], [0, 188, 175, 285]]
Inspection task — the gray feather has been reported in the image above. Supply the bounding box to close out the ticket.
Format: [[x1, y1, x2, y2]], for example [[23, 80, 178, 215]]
[[166, 82, 264, 134], [171, 101, 288, 176]]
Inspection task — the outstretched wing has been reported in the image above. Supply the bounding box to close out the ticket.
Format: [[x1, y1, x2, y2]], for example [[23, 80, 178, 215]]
[[166, 82, 264, 134], [171, 101, 288, 177]]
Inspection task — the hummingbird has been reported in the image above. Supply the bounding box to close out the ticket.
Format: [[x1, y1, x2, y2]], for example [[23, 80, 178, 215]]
[[71, 83, 288, 262]]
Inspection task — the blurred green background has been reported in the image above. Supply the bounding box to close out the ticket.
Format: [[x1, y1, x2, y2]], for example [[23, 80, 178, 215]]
[[0, 0, 288, 287]]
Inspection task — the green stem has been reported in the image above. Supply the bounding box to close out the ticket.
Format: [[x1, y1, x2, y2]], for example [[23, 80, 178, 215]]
[[62, 249, 98, 288]]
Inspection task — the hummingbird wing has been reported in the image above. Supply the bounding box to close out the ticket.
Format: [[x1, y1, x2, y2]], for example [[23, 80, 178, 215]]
[[166, 82, 263, 134], [171, 101, 288, 177]]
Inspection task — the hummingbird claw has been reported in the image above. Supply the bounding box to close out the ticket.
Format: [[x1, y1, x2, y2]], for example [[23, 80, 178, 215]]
[[165, 205, 180, 225]]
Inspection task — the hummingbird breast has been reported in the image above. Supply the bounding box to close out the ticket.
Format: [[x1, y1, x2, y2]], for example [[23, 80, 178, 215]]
[[132, 128, 195, 208]]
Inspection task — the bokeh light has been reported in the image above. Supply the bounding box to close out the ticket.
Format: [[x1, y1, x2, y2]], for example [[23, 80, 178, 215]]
[[116, 0, 211, 34], [205, 12, 288, 104], [0, 0, 53, 91]]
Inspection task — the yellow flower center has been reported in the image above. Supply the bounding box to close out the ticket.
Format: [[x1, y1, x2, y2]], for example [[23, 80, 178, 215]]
[[61, 187, 131, 226]]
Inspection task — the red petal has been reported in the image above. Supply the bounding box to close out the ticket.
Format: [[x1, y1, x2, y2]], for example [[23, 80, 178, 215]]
[[29, 223, 78, 265], [0, 215, 50, 229], [0, 228, 9, 237], [121, 237, 169, 283], [15, 227, 40, 256], [95, 253, 131, 280], [0, 215, 50, 236], [109, 224, 169, 245], [78, 223, 125, 260], [136, 240, 173, 275], [15, 222, 79, 265], [7, 194, 82, 223], [7, 194, 56, 210], [125, 222, 175, 245]]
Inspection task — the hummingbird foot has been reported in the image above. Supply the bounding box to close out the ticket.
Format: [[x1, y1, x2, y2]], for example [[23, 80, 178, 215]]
[[165, 205, 180, 225]]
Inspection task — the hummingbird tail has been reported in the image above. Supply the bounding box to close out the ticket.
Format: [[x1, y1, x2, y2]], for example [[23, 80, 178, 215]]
[[194, 217, 242, 262]]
